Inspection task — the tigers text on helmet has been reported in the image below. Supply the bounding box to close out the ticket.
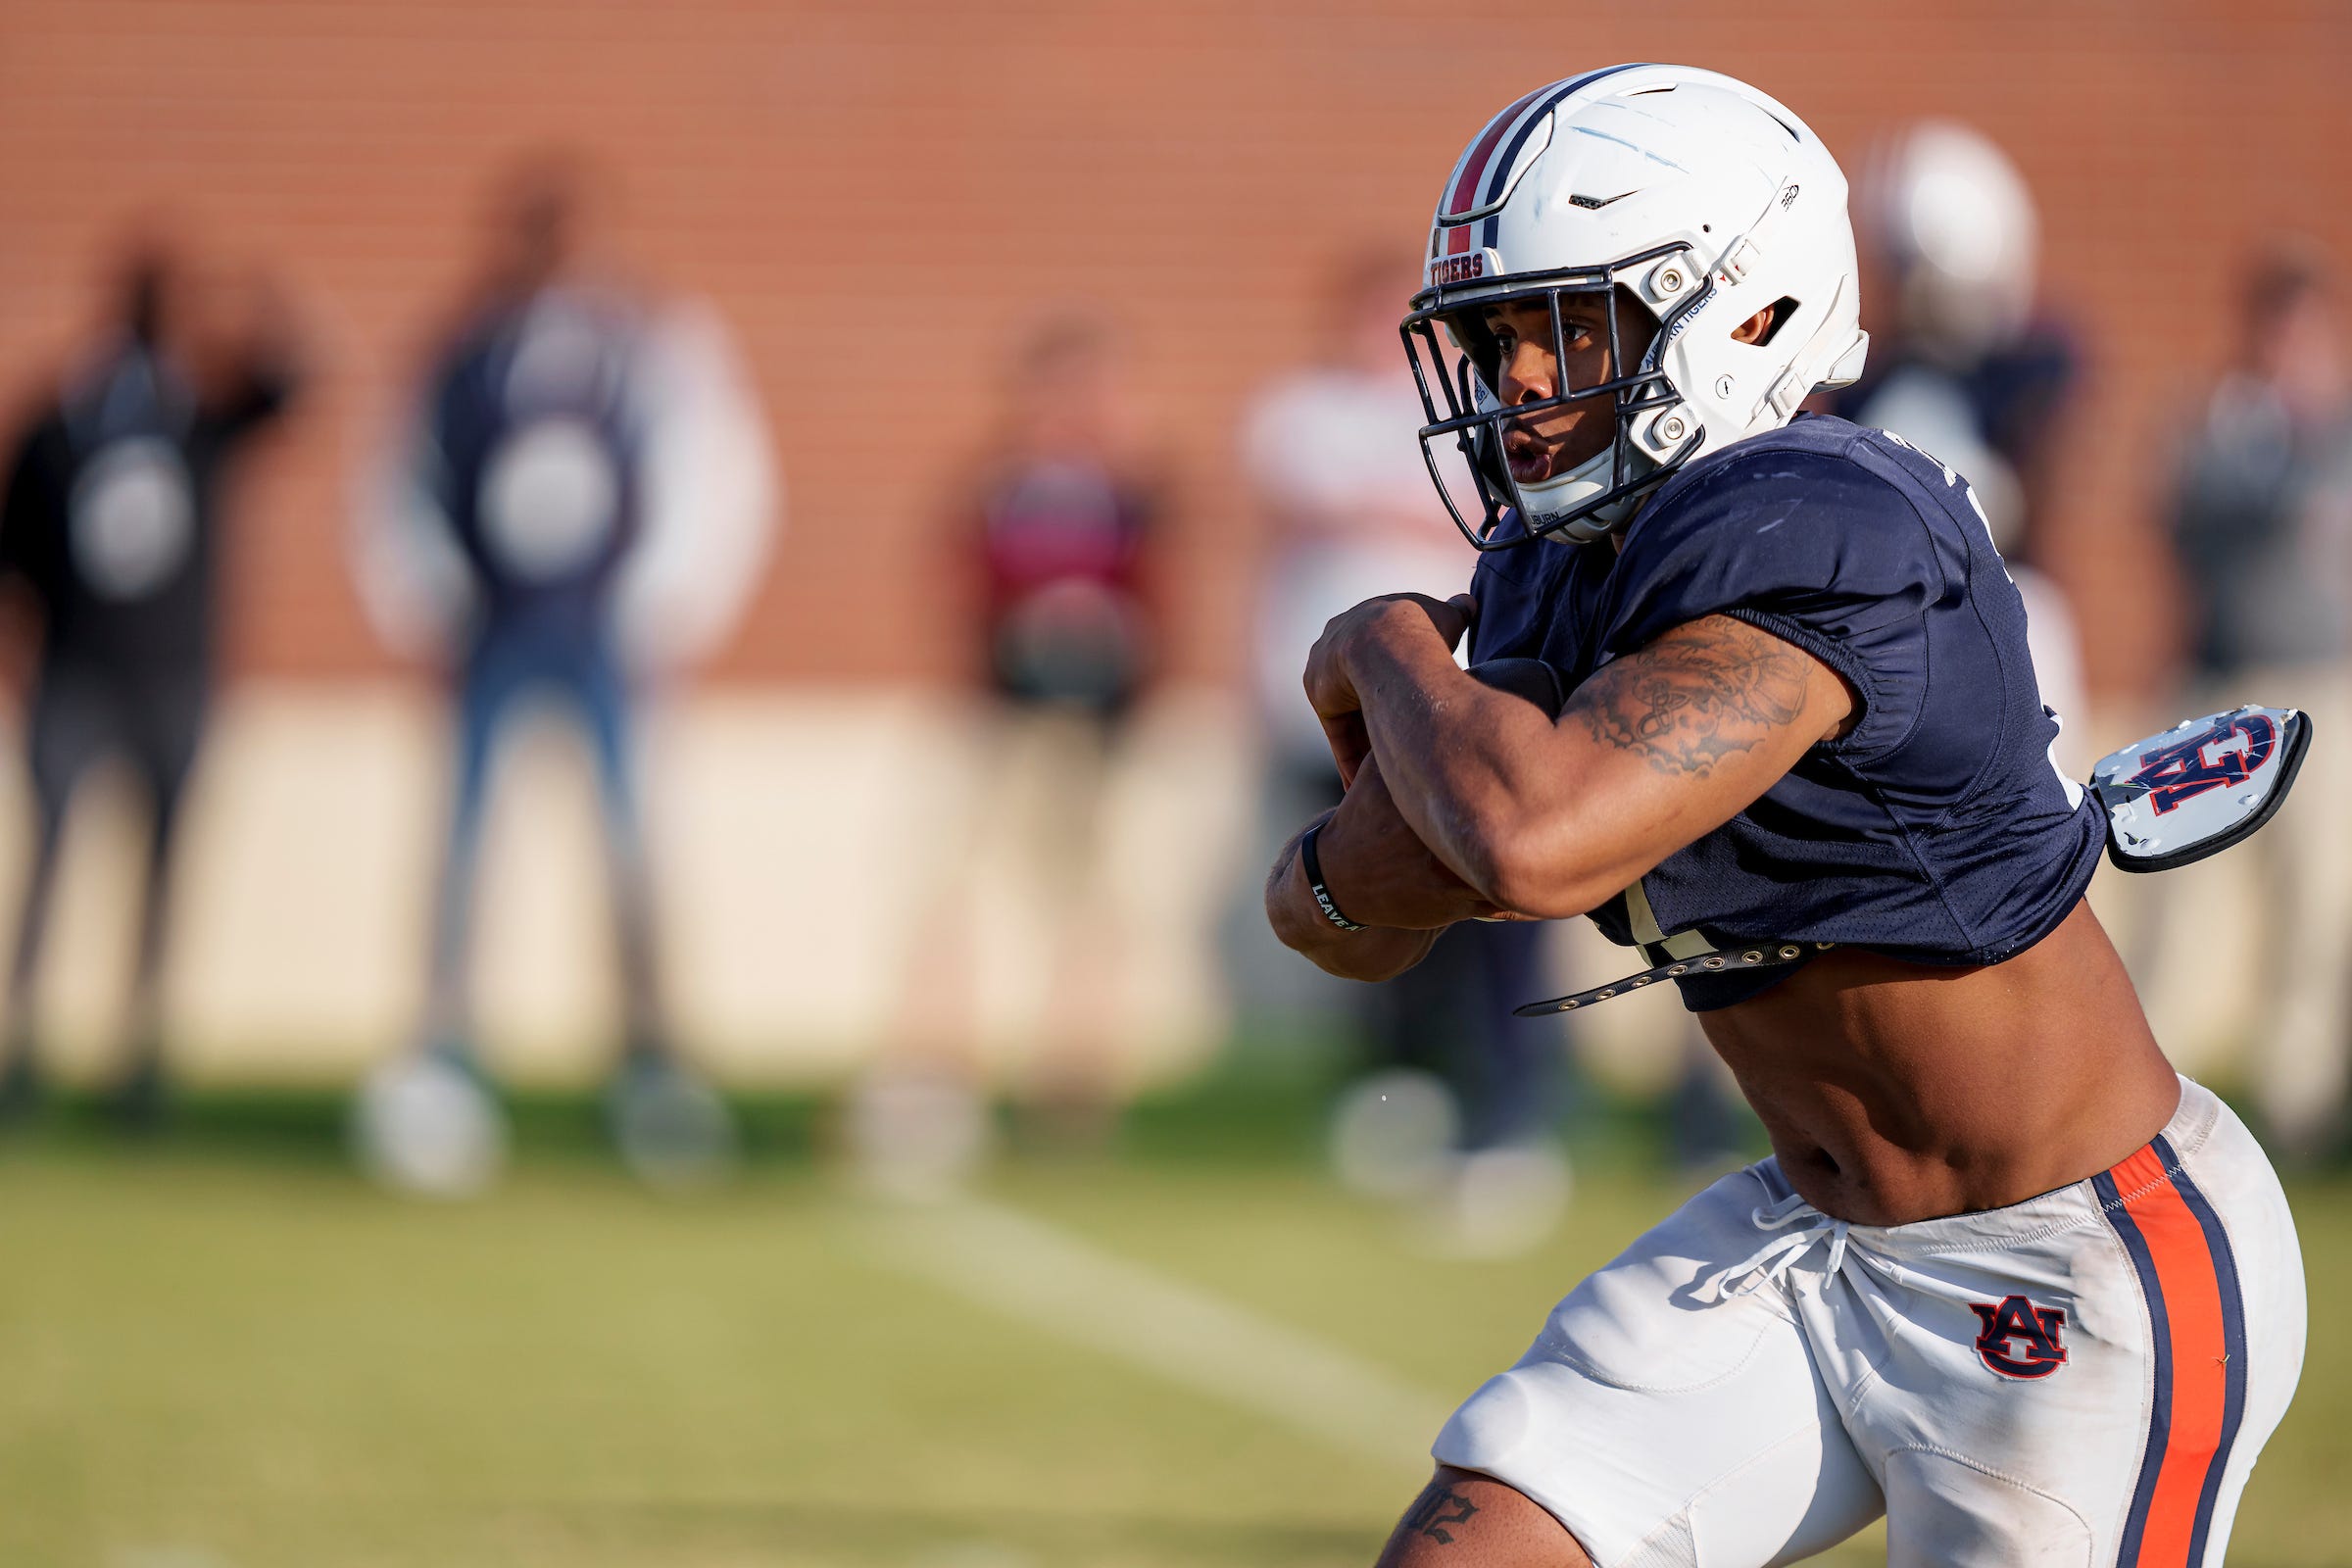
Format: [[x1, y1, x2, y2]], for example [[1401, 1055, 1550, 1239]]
[[1404, 64, 1869, 549]]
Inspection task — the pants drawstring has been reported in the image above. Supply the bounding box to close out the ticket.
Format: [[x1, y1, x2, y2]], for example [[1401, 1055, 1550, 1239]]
[[1694, 1190, 1872, 1302]]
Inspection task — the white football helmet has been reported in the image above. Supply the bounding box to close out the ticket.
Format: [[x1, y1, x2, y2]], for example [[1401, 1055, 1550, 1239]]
[[1404, 64, 1869, 547]]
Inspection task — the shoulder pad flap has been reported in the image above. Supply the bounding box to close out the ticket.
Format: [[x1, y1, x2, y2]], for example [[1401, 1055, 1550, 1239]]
[[2090, 705, 2310, 873]]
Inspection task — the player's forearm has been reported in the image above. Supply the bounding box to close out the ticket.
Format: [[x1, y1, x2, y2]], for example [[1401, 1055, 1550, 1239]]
[[1340, 623, 1596, 915], [1263, 826, 1439, 982], [1343, 611, 1850, 919]]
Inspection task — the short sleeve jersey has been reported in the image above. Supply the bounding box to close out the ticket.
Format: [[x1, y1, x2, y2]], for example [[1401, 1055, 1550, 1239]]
[[1466, 414, 2103, 1009]]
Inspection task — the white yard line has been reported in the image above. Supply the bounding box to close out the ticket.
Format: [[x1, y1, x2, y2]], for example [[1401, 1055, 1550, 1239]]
[[856, 1196, 1452, 1467]]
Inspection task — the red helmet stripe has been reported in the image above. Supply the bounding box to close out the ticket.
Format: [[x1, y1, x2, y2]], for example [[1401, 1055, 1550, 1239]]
[[1437, 66, 1659, 249], [1440, 85, 1548, 220]]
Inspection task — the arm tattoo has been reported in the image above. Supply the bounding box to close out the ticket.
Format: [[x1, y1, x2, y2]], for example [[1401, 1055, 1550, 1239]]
[[1570, 615, 1814, 778], [1402, 1481, 1481, 1545]]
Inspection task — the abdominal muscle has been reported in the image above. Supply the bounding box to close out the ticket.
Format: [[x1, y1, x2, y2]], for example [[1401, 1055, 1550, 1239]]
[[1697, 899, 2184, 1227]]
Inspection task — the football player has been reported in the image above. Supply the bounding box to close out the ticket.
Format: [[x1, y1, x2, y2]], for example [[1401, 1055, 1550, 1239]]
[[1265, 66, 2304, 1565]]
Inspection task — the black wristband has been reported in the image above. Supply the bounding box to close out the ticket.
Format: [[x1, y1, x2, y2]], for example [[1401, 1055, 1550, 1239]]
[[1298, 820, 1366, 933]]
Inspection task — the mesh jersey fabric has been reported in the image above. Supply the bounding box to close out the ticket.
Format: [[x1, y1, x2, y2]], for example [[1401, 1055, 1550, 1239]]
[[1466, 414, 2102, 1009]]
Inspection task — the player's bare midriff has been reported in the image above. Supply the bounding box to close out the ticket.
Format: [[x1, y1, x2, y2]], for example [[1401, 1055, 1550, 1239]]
[[1695, 896, 2182, 1227]]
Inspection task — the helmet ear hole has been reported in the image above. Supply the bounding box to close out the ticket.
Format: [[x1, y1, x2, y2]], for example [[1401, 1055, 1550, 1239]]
[[1740, 296, 1802, 348]]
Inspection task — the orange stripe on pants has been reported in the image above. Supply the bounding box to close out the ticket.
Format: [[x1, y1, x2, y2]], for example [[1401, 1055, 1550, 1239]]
[[2109, 1145, 2230, 1565]]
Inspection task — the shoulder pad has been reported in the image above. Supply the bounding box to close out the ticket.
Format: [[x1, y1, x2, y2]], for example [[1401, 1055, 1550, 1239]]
[[2091, 705, 2310, 873]]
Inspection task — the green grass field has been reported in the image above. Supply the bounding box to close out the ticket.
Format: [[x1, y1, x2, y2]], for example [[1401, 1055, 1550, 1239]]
[[0, 1085, 2347, 1568]]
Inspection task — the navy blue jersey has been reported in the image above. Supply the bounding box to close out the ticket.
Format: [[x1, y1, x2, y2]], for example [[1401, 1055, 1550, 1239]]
[[419, 289, 646, 646], [1467, 414, 2103, 1009], [1827, 325, 2079, 567]]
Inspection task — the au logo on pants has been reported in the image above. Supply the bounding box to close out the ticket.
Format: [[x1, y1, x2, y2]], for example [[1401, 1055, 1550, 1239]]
[[1971, 1295, 2070, 1378]]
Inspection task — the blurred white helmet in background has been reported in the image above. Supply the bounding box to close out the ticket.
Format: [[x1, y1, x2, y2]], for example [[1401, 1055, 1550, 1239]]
[[1865, 120, 2038, 364], [1403, 64, 1868, 547]]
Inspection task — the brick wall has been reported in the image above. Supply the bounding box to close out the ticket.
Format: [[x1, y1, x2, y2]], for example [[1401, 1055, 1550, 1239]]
[[0, 0, 2345, 696]]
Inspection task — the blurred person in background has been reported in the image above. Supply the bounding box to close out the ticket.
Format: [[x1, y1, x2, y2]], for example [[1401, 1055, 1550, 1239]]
[[1242, 250, 1573, 1252], [1834, 120, 2087, 753], [352, 156, 776, 1194], [848, 312, 1165, 1195], [0, 236, 303, 1128], [2162, 238, 2352, 1162]]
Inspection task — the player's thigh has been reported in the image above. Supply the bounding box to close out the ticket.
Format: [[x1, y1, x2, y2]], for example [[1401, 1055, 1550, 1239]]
[[1867, 1083, 2305, 1567], [1433, 1166, 1884, 1567], [2145, 1087, 2306, 1565], [1375, 1467, 1592, 1568]]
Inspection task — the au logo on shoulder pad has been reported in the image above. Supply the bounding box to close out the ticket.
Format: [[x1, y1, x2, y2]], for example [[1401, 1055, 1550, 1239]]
[[1971, 1295, 2068, 1379], [2091, 705, 2310, 874]]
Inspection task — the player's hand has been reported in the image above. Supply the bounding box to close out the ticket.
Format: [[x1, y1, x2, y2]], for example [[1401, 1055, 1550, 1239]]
[[1315, 752, 1499, 929], [1303, 593, 1476, 786]]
